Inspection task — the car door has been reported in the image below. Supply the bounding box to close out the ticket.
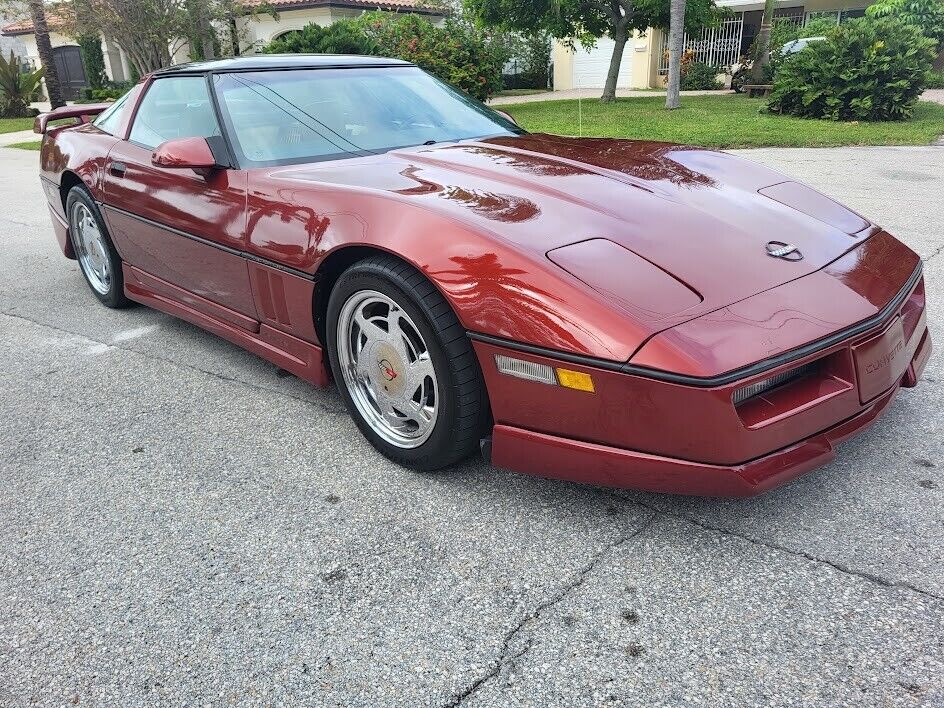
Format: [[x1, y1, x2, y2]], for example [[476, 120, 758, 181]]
[[101, 74, 258, 328]]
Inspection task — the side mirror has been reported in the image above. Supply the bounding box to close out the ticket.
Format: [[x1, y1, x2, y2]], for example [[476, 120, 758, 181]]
[[152, 137, 218, 171], [494, 109, 518, 126]]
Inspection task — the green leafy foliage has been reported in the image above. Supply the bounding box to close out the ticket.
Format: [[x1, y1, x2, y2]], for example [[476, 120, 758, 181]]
[[264, 14, 506, 101], [867, 0, 944, 49], [264, 21, 378, 56], [464, 0, 723, 45], [497, 32, 551, 90], [767, 17, 937, 121], [78, 35, 107, 90], [681, 61, 723, 90], [927, 69, 944, 88], [81, 82, 133, 102], [0, 51, 44, 118], [735, 18, 837, 92], [358, 13, 506, 101]]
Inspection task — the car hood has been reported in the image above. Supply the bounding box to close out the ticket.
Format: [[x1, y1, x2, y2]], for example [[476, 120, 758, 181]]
[[273, 133, 877, 350]]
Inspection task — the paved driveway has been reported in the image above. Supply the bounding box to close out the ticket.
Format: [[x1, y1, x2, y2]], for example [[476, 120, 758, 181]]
[[0, 144, 942, 707]]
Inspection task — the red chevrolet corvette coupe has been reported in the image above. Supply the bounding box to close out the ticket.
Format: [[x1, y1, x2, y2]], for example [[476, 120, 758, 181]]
[[34, 55, 930, 496]]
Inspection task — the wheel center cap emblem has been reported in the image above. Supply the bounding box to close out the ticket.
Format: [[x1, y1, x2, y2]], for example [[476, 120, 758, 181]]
[[379, 358, 398, 381], [369, 343, 406, 398], [766, 241, 803, 261]]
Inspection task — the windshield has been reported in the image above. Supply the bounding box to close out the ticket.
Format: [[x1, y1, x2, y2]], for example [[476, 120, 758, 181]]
[[213, 66, 523, 167]]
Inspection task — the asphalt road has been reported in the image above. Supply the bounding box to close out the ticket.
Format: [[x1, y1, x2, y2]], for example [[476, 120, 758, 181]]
[[0, 144, 942, 707]]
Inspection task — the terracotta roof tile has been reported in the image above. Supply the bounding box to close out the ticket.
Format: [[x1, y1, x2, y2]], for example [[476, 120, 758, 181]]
[[2, 12, 65, 36], [237, 0, 443, 14]]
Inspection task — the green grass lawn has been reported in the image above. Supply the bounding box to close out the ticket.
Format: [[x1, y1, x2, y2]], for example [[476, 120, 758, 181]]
[[6, 140, 42, 150], [503, 94, 944, 148], [0, 117, 35, 134]]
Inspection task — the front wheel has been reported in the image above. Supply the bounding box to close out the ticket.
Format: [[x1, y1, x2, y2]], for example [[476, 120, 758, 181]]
[[326, 255, 490, 470]]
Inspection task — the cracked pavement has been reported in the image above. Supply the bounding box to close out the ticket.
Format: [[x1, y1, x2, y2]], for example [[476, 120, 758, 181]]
[[0, 144, 942, 706]]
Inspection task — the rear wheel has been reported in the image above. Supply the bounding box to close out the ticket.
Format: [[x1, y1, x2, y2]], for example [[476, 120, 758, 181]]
[[66, 186, 130, 308], [326, 255, 490, 470]]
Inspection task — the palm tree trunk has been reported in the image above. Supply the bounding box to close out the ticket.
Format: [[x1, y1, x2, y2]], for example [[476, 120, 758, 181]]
[[601, 24, 628, 103], [751, 0, 776, 82], [28, 0, 65, 108], [665, 0, 686, 109]]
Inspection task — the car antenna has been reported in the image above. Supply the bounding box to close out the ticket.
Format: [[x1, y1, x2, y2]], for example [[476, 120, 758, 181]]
[[578, 95, 583, 138]]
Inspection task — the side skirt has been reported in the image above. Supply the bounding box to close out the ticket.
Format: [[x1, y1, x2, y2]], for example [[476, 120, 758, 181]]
[[122, 264, 330, 388]]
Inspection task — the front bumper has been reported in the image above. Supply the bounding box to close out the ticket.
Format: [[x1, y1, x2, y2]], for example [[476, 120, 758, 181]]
[[473, 274, 930, 497]]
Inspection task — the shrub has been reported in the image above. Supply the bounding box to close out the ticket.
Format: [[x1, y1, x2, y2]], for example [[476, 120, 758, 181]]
[[767, 17, 936, 121], [927, 69, 944, 88], [264, 21, 378, 56], [0, 51, 45, 118], [264, 15, 505, 101], [681, 61, 723, 90], [81, 82, 133, 102], [357, 13, 505, 101]]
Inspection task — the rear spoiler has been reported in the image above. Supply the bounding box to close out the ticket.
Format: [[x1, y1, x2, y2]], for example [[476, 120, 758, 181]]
[[34, 103, 111, 134]]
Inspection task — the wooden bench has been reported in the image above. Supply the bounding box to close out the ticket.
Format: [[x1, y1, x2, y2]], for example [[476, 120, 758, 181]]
[[743, 84, 774, 98]]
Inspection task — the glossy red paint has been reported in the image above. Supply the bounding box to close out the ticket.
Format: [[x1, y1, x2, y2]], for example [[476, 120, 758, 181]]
[[474, 267, 926, 468], [490, 378, 902, 497], [33, 57, 931, 496], [33, 103, 111, 134], [151, 137, 218, 170]]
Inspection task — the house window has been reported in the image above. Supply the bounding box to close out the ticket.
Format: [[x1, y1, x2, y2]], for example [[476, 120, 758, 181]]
[[773, 6, 806, 26], [805, 8, 866, 24]]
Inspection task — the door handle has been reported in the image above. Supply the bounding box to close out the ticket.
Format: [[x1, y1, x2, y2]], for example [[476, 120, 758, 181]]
[[109, 161, 127, 177]]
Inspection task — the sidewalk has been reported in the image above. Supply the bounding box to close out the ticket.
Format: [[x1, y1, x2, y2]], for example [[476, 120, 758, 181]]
[[491, 87, 944, 106], [0, 129, 37, 147], [923, 89, 944, 105], [489, 88, 734, 105]]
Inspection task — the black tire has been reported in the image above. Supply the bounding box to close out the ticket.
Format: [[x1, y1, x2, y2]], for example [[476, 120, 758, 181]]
[[326, 255, 490, 470], [66, 185, 131, 309]]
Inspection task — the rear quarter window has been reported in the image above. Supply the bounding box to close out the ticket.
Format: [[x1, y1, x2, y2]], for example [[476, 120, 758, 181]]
[[93, 91, 132, 136]]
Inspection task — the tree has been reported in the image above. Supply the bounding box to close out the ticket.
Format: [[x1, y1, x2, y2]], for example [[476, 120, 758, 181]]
[[868, 0, 944, 47], [78, 34, 107, 89], [68, 0, 181, 74], [664, 0, 685, 108], [750, 0, 775, 82], [868, 0, 944, 68], [28, 0, 65, 107], [465, 0, 722, 103], [187, 0, 216, 60]]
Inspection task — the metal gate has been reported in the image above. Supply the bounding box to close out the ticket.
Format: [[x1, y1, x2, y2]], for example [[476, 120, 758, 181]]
[[658, 17, 745, 75]]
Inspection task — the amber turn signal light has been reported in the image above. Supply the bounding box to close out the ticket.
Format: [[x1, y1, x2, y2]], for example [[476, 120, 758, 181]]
[[555, 368, 595, 392]]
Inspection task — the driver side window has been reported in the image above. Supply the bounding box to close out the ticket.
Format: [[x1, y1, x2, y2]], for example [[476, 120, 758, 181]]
[[129, 76, 221, 150]]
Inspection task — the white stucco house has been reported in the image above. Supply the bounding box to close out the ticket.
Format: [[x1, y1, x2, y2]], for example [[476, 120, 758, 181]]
[[1, 0, 444, 99], [552, 0, 874, 90]]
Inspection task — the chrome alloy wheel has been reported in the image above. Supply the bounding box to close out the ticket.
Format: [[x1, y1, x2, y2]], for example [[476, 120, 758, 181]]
[[71, 202, 111, 295], [337, 290, 439, 449]]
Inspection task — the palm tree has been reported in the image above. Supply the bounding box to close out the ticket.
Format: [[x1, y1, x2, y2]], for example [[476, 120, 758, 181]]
[[751, 0, 776, 82], [28, 0, 65, 108], [665, 0, 686, 109]]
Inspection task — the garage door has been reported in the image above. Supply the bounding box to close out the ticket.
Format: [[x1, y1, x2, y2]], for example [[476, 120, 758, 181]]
[[573, 39, 633, 89]]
